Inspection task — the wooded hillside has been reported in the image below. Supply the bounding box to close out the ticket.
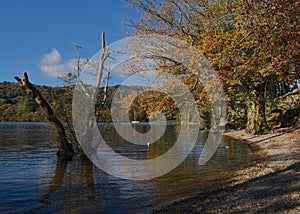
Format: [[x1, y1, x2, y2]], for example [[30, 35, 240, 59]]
[[0, 81, 115, 122], [0, 81, 68, 121], [1, 81, 299, 129]]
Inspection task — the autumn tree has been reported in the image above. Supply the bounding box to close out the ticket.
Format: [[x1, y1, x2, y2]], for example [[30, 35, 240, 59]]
[[132, 90, 179, 121], [127, 0, 299, 134]]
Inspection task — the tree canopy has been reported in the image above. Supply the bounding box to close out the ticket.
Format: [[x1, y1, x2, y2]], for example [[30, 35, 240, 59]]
[[127, 0, 299, 134]]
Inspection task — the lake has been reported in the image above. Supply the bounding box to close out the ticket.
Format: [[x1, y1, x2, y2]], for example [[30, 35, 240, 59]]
[[0, 122, 254, 213]]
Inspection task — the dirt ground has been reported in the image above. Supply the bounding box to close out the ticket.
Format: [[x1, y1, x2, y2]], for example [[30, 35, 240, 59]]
[[154, 126, 300, 213]]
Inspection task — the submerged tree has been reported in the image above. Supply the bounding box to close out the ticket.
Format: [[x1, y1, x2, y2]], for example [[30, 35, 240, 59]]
[[14, 72, 74, 158], [14, 32, 110, 158]]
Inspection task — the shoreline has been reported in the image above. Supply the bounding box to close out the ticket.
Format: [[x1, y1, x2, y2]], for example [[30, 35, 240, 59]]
[[154, 126, 300, 213]]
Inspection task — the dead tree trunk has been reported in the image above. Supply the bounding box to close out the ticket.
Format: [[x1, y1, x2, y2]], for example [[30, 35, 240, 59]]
[[15, 72, 74, 158]]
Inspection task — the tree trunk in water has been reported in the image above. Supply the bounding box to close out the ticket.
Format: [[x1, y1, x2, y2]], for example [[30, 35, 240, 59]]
[[15, 72, 74, 158], [246, 82, 270, 134]]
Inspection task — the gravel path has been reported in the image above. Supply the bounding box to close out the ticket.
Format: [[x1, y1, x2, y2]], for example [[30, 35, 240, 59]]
[[154, 126, 300, 213]]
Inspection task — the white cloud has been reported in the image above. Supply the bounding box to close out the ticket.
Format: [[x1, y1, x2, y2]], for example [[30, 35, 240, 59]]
[[39, 48, 72, 78]]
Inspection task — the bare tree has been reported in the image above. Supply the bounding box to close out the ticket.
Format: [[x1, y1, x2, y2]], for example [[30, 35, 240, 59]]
[[14, 72, 74, 158], [14, 32, 110, 158]]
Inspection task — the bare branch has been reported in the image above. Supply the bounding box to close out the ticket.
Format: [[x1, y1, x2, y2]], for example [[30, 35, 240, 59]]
[[96, 32, 106, 88], [75, 43, 83, 80], [101, 68, 111, 107]]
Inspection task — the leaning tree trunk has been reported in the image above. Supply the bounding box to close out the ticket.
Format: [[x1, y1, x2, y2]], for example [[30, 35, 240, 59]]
[[246, 82, 270, 134], [15, 72, 74, 157]]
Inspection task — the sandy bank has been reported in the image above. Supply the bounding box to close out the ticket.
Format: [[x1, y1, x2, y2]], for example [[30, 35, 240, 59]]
[[154, 126, 300, 213]]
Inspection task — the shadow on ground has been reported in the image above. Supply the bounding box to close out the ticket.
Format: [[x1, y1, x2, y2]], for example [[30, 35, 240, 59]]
[[154, 161, 300, 213]]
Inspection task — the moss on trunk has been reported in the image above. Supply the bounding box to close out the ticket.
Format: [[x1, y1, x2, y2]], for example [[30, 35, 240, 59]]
[[246, 82, 270, 134]]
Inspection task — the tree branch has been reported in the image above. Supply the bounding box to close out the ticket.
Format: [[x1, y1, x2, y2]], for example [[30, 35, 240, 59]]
[[15, 72, 74, 158]]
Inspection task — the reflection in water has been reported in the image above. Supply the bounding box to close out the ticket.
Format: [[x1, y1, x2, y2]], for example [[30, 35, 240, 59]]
[[0, 122, 254, 213], [100, 123, 178, 159], [38, 158, 68, 204], [36, 155, 96, 212]]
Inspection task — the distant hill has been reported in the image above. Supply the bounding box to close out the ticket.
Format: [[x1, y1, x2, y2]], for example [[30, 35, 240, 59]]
[[1, 81, 298, 128], [0, 81, 74, 121], [0, 82, 169, 123]]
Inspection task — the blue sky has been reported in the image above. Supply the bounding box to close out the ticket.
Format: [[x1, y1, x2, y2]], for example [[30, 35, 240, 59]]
[[0, 0, 139, 86]]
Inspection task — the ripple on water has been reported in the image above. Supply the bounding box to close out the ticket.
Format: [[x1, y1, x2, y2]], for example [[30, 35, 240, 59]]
[[0, 122, 254, 213]]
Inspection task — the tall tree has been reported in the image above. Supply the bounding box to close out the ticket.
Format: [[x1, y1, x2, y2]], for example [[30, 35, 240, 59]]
[[127, 0, 299, 134]]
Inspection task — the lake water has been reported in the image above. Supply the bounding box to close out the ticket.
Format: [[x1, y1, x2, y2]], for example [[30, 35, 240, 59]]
[[0, 122, 254, 213]]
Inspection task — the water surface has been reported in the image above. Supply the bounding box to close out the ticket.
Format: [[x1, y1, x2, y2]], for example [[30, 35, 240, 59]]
[[0, 122, 254, 213]]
